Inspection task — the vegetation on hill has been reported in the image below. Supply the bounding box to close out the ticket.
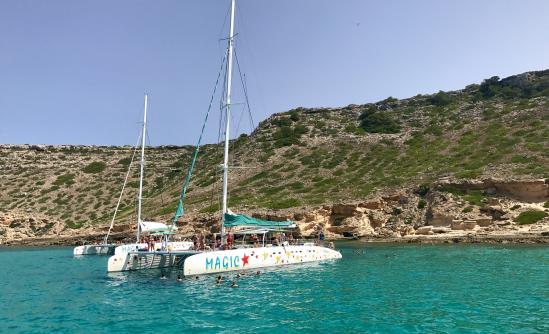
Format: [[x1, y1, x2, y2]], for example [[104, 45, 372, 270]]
[[0, 70, 547, 228], [514, 210, 548, 225]]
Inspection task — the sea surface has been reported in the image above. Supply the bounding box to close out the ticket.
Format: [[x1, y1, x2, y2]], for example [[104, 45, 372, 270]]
[[0, 243, 547, 333]]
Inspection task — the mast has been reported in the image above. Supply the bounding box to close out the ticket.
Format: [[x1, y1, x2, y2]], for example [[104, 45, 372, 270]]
[[221, 0, 236, 244], [136, 94, 148, 243]]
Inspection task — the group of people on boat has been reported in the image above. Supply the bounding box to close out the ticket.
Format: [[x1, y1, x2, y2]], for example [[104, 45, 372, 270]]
[[186, 228, 331, 250], [190, 231, 233, 250], [140, 236, 157, 252]]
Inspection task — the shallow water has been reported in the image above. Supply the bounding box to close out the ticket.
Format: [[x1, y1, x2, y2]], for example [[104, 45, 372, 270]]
[[0, 243, 547, 333]]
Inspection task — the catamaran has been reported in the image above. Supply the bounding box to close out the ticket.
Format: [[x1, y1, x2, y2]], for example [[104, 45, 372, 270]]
[[106, 95, 195, 269], [107, 0, 341, 273], [75, 95, 192, 256]]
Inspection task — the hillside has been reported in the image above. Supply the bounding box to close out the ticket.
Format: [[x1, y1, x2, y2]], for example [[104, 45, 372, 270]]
[[1, 70, 548, 244]]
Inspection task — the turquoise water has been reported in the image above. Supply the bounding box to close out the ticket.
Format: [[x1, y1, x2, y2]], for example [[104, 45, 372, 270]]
[[0, 243, 547, 333]]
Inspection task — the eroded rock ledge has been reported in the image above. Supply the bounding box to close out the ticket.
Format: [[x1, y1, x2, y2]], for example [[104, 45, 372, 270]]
[[1, 178, 548, 246]]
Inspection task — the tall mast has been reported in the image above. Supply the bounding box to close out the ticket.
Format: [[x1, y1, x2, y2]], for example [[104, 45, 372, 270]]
[[136, 94, 148, 243], [221, 0, 236, 243]]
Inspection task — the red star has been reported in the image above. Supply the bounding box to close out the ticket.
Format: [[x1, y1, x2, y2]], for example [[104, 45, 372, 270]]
[[242, 253, 250, 266]]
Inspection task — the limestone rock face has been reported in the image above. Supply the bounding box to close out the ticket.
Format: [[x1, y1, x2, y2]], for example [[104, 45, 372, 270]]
[[416, 226, 433, 235], [437, 178, 549, 202], [331, 204, 359, 217], [2, 176, 548, 245], [358, 199, 383, 210], [429, 209, 455, 227], [491, 179, 548, 202], [367, 211, 387, 229], [451, 220, 477, 230]]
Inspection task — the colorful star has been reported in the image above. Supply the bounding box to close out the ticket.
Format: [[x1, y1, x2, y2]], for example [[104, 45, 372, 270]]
[[262, 252, 269, 260], [242, 253, 250, 266], [275, 255, 281, 263]]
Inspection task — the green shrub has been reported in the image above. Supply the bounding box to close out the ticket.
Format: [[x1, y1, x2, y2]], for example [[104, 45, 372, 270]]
[[514, 210, 547, 225], [462, 206, 473, 213], [53, 174, 75, 186], [359, 108, 401, 134], [415, 184, 430, 197], [118, 157, 131, 166], [273, 124, 307, 147], [417, 199, 427, 209], [463, 191, 485, 206], [510, 204, 521, 211], [267, 198, 301, 209], [344, 124, 365, 135], [289, 110, 300, 122], [428, 91, 453, 106], [544, 201, 549, 208], [82, 161, 107, 174], [511, 155, 532, 164]]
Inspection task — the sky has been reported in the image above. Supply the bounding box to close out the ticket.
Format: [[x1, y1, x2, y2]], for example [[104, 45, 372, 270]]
[[1, 0, 548, 146]]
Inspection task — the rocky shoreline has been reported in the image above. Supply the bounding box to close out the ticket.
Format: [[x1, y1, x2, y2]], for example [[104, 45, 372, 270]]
[[2, 231, 548, 248], [2, 178, 548, 247]]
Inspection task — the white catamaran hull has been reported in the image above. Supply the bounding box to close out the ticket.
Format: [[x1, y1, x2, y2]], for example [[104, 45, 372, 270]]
[[73, 244, 116, 256], [107, 250, 199, 272], [183, 245, 342, 276]]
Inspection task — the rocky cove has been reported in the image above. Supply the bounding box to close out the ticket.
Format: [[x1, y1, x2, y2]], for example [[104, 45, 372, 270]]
[[2, 178, 548, 246]]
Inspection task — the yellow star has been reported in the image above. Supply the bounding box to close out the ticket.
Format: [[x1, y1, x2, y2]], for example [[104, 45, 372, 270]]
[[275, 255, 281, 264], [286, 251, 291, 258], [262, 252, 269, 260]]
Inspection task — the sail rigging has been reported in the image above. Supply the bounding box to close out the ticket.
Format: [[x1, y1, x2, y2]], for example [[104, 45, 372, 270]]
[[103, 134, 141, 244], [172, 54, 228, 225]]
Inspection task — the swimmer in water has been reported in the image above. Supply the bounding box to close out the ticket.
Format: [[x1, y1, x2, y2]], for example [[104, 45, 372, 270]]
[[230, 280, 238, 288], [160, 274, 167, 280], [256, 270, 261, 275], [177, 275, 182, 282], [194, 276, 199, 280]]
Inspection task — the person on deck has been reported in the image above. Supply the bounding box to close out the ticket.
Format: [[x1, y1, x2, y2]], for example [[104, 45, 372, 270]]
[[227, 231, 234, 249], [251, 234, 259, 247], [318, 230, 325, 246], [198, 231, 205, 250]]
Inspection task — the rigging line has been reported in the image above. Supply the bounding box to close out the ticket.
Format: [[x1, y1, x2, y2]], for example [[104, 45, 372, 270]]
[[209, 56, 230, 217], [234, 106, 245, 138], [172, 53, 228, 225], [234, 49, 255, 131], [217, 3, 232, 44], [104, 133, 142, 244], [143, 125, 166, 207]]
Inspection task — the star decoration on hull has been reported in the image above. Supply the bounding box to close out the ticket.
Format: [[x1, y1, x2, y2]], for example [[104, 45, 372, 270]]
[[242, 253, 250, 266]]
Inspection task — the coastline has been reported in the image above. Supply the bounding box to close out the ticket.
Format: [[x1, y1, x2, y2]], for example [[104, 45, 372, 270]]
[[361, 233, 549, 244], [2, 231, 548, 248]]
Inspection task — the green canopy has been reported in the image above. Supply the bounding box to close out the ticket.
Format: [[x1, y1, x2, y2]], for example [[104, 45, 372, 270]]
[[223, 213, 295, 228]]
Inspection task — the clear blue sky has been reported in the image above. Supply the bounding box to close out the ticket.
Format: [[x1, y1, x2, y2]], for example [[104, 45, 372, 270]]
[[1, 0, 548, 146]]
